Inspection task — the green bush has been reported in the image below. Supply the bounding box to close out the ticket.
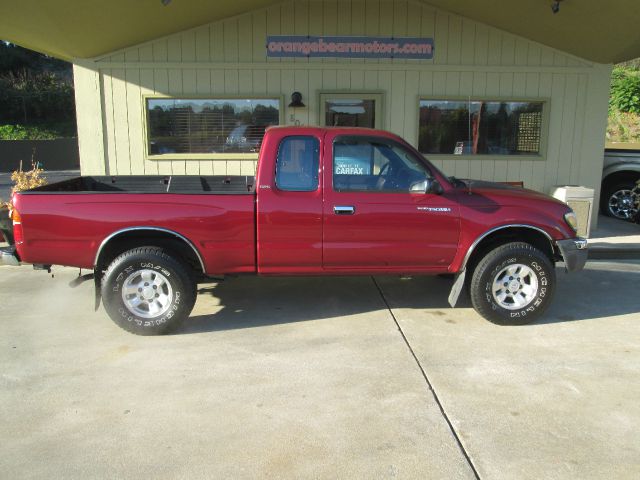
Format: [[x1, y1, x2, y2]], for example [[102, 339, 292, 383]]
[[610, 67, 640, 114], [0, 124, 58, 140]]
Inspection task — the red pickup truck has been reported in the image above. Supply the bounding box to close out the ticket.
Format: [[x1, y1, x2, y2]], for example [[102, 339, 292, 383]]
[[1, 126, 587, 335]]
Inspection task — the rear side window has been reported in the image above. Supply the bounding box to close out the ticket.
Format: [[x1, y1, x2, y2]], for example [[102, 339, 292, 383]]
[[275, 136, 320, 192]]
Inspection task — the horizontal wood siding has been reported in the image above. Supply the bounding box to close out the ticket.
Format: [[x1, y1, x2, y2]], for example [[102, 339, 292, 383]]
[[80, 0, 609, 207]]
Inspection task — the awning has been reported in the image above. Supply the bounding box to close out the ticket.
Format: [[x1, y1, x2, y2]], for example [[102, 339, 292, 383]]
[[0, 0, 639, 63]]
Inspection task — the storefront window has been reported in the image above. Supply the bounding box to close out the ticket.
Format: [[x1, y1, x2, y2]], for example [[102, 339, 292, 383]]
[[320, 93, 383, 129], [418, 100, 544, 156], [146, 98, 280, 156], [325, 99, 376, 128]]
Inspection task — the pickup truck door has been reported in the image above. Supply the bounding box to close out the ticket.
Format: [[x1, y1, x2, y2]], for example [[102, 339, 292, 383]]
[[322, 133, 460, 271], [256, 131, 324, 273]]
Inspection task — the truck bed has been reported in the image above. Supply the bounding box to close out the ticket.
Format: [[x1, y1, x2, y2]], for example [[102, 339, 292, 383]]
[[26, 175, 255, 195], [13, 175, 257, 273]]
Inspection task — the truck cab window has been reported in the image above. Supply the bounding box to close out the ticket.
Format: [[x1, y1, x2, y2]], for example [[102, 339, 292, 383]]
[[333, 137, 431, 192], [275, 136, 320, 192]]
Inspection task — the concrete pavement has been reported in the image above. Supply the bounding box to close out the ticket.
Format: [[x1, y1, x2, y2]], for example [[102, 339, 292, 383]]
[[589, 215, 640, 259], [377, 262, 640, 479], [1, 261, 639, 479], [0, 268, 474, 479]]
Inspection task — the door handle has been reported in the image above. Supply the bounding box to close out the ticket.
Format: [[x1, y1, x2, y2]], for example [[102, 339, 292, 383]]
[[334, 205, 355, 215]]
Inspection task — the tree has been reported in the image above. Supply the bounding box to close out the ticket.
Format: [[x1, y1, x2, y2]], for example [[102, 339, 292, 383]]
[[0, 42, 71, 77], [0, 42, 76, 138]]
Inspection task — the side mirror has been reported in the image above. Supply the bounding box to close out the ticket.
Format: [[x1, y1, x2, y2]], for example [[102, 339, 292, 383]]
[[431, 179, 444, 195], [410, 178, 443, 194]]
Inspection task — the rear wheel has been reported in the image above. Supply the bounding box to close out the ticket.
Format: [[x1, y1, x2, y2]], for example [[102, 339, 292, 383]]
[[469, 242, 555, 325], [101, 247, 197, 335]]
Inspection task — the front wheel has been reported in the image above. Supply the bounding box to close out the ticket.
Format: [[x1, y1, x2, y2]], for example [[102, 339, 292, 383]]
[[101, 247, 197, 335], [469, 242, 556, 325]]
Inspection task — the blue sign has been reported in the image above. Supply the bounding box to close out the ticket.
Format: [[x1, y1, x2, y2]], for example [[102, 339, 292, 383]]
[[266, 36, 434, 60]]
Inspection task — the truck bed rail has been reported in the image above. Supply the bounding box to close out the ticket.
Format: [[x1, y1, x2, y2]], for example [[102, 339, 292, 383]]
[[24, 175, 255, 195]]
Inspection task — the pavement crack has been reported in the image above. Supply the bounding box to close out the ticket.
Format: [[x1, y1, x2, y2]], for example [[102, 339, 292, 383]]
[[371, 276, 481, 480]]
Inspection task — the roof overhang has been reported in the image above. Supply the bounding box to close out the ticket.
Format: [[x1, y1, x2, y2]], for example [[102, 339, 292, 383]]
[[1, 0, 639, 63], [0, 0, 280, 60], [426, 0, 640, 64]]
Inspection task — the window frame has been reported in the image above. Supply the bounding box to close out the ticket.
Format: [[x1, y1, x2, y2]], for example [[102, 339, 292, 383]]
[[275, 135, 321, 192], [143, 94, 284, 161], [416, 96, 551, 161], [332, 134, 434, 194]]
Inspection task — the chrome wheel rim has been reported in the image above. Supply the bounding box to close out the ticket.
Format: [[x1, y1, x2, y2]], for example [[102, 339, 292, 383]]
[[492, 264, 539, 310], [121, 269, 173, 319], [608, 189, 639, 220]]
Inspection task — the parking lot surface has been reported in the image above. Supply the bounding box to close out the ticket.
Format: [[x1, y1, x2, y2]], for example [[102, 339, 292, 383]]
[[1, 261, 639, 479]]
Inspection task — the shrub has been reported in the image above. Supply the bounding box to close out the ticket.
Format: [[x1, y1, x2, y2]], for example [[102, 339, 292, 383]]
[[0, 161, 48, 209], [0, 124, 58, 140], [610, 67, 640, 114]]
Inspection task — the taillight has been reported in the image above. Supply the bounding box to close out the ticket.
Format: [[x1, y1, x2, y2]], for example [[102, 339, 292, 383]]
[[11, 207, 21, 224], [11, 207, 23, 245]]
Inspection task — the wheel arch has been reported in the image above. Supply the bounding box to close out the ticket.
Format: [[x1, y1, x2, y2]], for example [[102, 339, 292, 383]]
[[601, 169, 640, 188], [94, 227, 205, 275], [461, 225, 555, 273]]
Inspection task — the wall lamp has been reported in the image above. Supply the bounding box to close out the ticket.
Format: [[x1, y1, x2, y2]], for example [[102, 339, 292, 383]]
[[288, 91, 306, 108], [551, 0, 563, 14]]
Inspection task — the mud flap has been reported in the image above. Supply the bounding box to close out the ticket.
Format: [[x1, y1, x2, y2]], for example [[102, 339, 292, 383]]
[[94, 269, 102, 311], [448, 270, 466, 308]]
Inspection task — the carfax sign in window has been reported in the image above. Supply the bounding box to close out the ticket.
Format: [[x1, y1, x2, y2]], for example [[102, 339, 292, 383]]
[[334, 143, 373, 175]]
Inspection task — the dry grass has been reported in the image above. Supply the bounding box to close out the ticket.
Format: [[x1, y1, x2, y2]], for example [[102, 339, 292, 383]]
[[0, 162, 48, 209], [607, 109, 640, 143]]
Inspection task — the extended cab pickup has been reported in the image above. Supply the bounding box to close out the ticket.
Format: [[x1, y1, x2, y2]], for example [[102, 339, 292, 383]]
[[1, 127, 587, 334]]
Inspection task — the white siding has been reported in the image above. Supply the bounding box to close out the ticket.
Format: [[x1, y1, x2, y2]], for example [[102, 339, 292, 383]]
[[72, 62, 106, 175], [76, 0, 610, 209]]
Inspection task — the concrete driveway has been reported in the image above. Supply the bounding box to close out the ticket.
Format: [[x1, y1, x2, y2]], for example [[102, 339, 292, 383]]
[[1, 261, 639, 479]]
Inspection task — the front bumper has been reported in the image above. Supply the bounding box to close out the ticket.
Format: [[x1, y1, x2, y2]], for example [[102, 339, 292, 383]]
[[0, 245, 20, 266], [556, 238, 588, 272]]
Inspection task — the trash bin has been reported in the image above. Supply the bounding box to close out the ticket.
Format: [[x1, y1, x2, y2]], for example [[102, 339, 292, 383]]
[[551, 186, 595, 238]]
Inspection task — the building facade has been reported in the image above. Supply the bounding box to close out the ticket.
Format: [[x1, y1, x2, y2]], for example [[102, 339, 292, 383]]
[[73, 0, 611, 202]]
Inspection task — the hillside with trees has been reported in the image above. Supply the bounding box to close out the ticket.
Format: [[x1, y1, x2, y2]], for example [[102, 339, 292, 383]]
[[0, 42, 76, 140]]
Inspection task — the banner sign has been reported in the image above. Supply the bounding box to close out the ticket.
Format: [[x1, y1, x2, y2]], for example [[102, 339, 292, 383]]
[[266, 36, 434, 59]]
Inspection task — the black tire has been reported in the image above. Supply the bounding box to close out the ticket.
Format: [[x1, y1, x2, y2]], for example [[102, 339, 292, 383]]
[[469, 242, 555, 326], [101, 247, 197, 335], [600, 181, 639, 219]]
